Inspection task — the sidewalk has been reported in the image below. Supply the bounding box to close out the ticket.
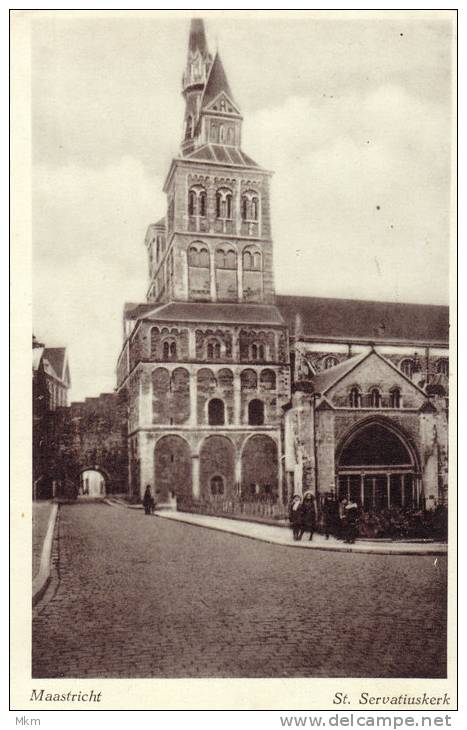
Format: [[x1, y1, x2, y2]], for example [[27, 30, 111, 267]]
[[32, 500, 59, 605], [155, 509, 447, 555]]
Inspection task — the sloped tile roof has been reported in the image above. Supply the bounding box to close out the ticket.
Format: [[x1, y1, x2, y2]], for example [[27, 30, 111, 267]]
[[43, 347, 66, 379], [185, 143, 259, 168], [124, 301, 285, 327], [276, 295, 449, 344], [310, 352, 369, 395], [201, 52, 236, 110]]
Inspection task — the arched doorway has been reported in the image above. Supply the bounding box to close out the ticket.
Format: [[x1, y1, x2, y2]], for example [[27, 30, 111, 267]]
[[200, 435, 235, 500], [79, 469, 106, 497], [336, 420, 419, 511], [154, 435, 192, 503], [241, 435, 278, 500]]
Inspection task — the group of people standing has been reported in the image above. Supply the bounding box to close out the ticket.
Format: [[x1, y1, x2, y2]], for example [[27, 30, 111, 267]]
[[289, 492, 359, 544]]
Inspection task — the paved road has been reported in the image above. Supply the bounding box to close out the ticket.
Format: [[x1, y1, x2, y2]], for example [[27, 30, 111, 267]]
[[32, 503, 447, 678]]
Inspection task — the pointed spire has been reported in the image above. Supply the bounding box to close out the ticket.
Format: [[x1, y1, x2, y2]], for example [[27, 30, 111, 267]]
[[188, 18, 208, 55], [201, 51, 236, 110]]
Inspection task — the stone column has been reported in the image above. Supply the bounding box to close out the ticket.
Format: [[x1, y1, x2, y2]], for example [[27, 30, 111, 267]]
[[237, 246, 243, 301], [192, 454, 200, 500], [210, 249, 217, 301], [188, 329, 196, 359], [189, 370, 197, 426], [233, 371, 241, 425]]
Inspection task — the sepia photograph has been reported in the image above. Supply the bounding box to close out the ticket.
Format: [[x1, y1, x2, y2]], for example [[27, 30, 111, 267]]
[[11, 7, 456, 711]]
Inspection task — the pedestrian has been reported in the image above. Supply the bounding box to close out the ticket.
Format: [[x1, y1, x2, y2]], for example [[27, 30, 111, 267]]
[[344, 498, 358, 543], [289, 495, 303, 540], [143, 485, 154, 515], [300, 492, 316, 541], [322, 492, 337, 540], [338, 497, 348, 539]]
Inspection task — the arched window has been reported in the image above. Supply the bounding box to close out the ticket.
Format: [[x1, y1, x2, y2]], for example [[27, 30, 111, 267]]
[[211, 475, 225, 496], [208, 398, 225, 426], [243, 250, 253, 270], [241, 196, 248, 221], [251, 197, 259, 220], [225, 249, 237, 269], [248, 399, 264, 426], [188, 246, 199, 266], [162, 340, 177, 360], [436, 359, 448, 375], [220, 98, 226, 112], [253, 252, 261, 270], [199, 190, 206, 217], [227, 127, 234, 144], [188, 190, 196, 216], [260, 369, 276, 390], [251, 344, 258, 360], [216, 188, 233, 219], [400, 359, 414, 378], [188, 187, 206, 217], [219, 125, 225, 142], [206, 339, 222, 360], [243, 248, 261, 271], [390, 387, 401, 408], [241, 191, 260, 221], [349, 387, 361, 408], [323, 356, 338, 370], [370, 388, 382, 408], [198, 248, 210, 268], [211, 124, 219, 143]]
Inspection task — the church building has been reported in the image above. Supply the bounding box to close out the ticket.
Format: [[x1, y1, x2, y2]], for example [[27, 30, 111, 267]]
[[116, 19, 449, 515]]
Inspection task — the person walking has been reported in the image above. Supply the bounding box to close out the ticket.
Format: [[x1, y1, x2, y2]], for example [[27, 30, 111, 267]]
[[344, 498, 358, 543], [143, 485, 155, 515], [300, 492, 316, 541], [289, 495, 303, 540]]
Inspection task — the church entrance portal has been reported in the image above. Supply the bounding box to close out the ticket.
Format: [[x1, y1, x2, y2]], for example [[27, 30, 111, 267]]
[[337, 422, 419, 511]]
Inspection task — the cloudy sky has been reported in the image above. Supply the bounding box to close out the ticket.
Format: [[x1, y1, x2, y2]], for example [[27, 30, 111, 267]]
[[31, 10, 454, 401]]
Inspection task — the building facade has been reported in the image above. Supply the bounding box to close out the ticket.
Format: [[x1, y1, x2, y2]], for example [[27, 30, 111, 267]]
[[116, 19, 449, 515]]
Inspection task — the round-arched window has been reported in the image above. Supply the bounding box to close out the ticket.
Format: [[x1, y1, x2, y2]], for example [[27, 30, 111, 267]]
[[208, 398, 225, 426], [248, 399, 264, 426]]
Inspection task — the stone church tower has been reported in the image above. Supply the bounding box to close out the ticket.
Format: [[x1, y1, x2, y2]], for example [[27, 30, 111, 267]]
[[117, 19, 291, 504]]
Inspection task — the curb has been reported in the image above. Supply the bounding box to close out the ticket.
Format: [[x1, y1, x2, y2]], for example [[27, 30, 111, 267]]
[[32, 502, 59, 606], [155, 511, 448, 556]]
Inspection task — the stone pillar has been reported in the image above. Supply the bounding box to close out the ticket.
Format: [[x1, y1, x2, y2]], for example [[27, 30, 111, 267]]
[[138, 432, 154, 499], [192, 454, 200, 500], [235, 454, 242, 496], [188, 329, 196, 359], [233, 372, 241, 425], [190, 370, 197, 426], [210, 249, 217, 301], [237, 246, 243, 301]]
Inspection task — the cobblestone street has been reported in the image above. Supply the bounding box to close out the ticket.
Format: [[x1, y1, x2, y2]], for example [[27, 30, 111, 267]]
[[32, 503, 447, 678]]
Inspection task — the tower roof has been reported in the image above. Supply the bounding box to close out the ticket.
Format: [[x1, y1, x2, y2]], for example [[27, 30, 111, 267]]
[[201, 51, 236, 109], [188, 18, 208, 55]]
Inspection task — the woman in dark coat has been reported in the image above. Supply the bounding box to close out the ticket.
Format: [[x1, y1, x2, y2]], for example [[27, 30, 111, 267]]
[[289, 495, 303, 540], [143, 485, 155, 515], [300, 492, 316, 541]]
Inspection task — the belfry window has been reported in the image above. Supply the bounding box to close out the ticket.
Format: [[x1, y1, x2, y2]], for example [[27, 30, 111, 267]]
[[188, 187, 207, 217], [206, 339, 222, 360], [162, 340, 177, 361], [241, 191, 260, 221], [243, 248, 261, 271], [216, 189, 233, 219]]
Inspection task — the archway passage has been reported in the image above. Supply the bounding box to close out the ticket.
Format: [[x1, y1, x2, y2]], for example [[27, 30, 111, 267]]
[[337, 422, 418, 511], [154, 435, 192, 503], [200, 436, 235, 500], [241, 435, 278, 501], [79, 469, 106, 497]]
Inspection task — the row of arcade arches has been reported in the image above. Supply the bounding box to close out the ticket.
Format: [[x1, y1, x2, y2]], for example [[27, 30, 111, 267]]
[[153, 434, 279, 502]]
